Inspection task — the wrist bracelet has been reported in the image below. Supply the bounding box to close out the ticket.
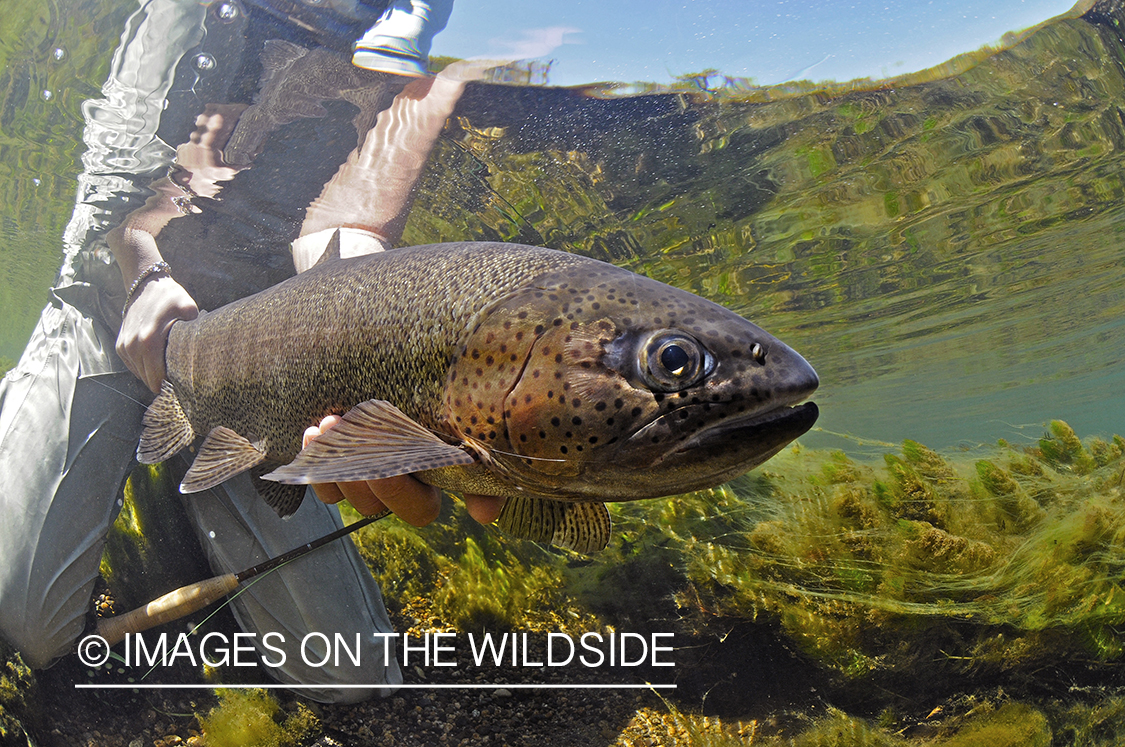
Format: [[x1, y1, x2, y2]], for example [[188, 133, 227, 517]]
[[123, 261, 172, 314]]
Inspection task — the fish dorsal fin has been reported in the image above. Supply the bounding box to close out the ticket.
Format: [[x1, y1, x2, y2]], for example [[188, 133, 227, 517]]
[[180, 426, 268, 493], [312, 228, 343, 268], [137, 380, 195, 464], [495, 496, 611, 554], [251, 466, 308, 518], [262, 399, 475, 484]]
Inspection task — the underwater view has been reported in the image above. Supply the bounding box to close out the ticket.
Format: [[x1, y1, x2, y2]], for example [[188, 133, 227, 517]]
[[2, 0, 1124, 745]]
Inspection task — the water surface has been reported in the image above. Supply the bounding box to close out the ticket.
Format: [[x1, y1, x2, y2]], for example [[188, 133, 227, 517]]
[[1, 0, 1122, 453]]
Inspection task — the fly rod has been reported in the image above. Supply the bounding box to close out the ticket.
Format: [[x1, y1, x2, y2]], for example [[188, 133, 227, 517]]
[[95, 510, 390, 646]]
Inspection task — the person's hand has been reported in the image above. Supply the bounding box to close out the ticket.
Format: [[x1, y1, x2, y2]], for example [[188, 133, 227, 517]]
[[303, 415, 507, 525], [117, 274, 199, 393]]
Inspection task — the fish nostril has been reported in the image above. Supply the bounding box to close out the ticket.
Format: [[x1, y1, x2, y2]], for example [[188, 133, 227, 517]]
[[750, 343, 767, 365]]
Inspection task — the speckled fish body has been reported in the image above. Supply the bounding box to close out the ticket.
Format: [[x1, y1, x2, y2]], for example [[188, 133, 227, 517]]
[[138, 241, 818, 551]]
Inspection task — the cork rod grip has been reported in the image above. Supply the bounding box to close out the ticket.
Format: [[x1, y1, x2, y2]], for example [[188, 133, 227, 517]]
[[95, 573, 240, 646]]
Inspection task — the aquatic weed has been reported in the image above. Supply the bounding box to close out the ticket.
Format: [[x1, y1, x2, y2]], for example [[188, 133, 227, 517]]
[[196, 689, 318, 747]]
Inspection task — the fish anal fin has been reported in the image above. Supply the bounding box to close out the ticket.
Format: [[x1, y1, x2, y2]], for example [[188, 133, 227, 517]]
[[137, 380, 195, 464], [495, 496, 610, 554], [251, 467, 307, 518], [262, 399, 474, 485], [180, 426, 267, 493]]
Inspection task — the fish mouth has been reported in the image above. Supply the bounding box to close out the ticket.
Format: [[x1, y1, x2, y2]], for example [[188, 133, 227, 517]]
[[675, 400, 819, 455]]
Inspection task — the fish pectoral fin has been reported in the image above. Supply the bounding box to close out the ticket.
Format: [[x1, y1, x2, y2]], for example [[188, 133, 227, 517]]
[[261, 399, 475, 485], [495, 496, 611, 554], [137, 380, 195, 464], [180, 426, 268, 493], [251, 466, 308, 519]]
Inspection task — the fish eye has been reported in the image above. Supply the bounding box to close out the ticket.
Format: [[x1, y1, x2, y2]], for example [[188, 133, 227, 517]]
[[641, 333, 708, 391]]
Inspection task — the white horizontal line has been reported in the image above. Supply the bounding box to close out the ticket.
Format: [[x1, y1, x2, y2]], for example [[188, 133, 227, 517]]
[[75, 683, 675, 690]]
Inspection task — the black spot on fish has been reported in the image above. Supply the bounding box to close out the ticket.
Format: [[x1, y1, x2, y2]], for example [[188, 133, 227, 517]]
[[631, 407, 642, 417], [534, 324, 545, 335], [560, 445, 569, 454], [595, 401, 606, 411], [614, 398, 624, 409], [551, 417, 561, 426]]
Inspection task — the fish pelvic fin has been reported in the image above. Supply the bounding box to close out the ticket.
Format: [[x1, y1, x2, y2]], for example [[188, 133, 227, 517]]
[[495, 496, 611, 554], [180, 426, 268, 493], [311, 228, 342, 268], [261, 399, 475, 484], [251, 467, 307, 518], [137, 380, 195, 464]]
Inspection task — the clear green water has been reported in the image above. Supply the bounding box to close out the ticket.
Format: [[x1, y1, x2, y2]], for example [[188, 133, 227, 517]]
[[4, 2, 1125, 742], [3, 0, 1122, 455]]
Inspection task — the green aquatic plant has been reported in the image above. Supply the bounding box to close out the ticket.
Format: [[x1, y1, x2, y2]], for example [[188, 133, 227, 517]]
[[101, 463, 213, 613], [196, 689, 318, 747], [665, 423, 1125, 680], [352, 499, 585, 634], [0, 639, 36, 747]]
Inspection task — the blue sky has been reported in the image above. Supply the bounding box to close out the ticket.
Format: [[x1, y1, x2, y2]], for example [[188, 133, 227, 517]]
[[433, 0, 1080, 87]]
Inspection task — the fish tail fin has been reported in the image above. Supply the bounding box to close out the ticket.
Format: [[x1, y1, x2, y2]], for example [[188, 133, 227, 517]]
[[495, 496, 611, 554], [137, 381, 195, 464]]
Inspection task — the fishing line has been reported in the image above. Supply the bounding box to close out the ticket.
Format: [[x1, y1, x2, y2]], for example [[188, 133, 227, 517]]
[[84, 373, 152, 409]]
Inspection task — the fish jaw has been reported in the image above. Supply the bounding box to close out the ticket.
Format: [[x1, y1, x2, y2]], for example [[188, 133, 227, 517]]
[[575, 336, 820, 499]]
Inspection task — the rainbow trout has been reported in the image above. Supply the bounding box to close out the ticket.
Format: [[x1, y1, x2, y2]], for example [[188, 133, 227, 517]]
[[139, 240, 818, 552]]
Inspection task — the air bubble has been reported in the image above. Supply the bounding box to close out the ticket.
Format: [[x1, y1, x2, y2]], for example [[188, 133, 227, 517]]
[[216, 2, 239, 21], [40, 89, 53, 102], [52, 47, 66, 62], [192, 53, 216, 73]]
